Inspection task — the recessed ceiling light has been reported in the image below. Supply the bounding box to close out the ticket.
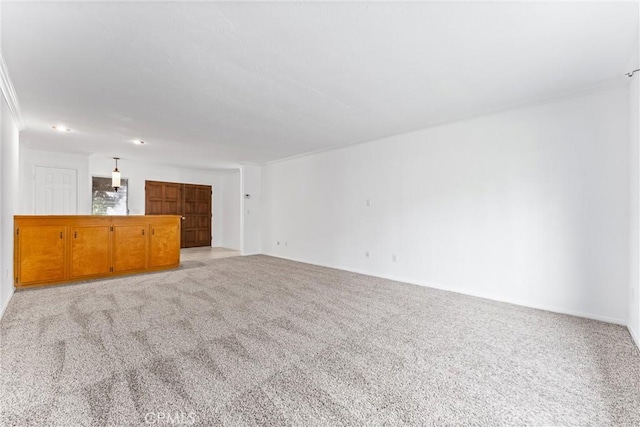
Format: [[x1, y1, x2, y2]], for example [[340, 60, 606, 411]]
[[51, 125, 71, 132], [131, 139, 145, 145]]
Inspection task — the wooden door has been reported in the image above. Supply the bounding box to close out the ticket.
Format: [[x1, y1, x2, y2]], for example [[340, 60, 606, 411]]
[[70, 226, 111, 279], [113, 224, 148, 273], [145, 181, 182, 215], [182, 184, 212, 248], [149, 221, 181, 268], [145, 180, 212, 248], [18, 225, 67, 284]]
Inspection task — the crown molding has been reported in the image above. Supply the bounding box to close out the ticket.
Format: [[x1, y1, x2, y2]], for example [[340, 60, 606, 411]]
[[0, 49, 25, 131], [264, 76, 630, 167]]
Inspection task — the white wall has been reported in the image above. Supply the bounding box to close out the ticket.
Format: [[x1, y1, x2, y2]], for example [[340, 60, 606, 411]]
[[241, 164, 263, 255], [629, 43, 640, 346], [263, 86, 630, 324], [0, 96, 3, 315], [1, 95, 19, 318], [219, 171, 241, 250]]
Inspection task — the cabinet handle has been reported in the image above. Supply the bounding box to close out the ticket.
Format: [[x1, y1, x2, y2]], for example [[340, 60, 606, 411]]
[[74, 231, 77, 239], [142, 229, 145, 236], [152, 229, 155, 236], [60, 232, 63, 239]]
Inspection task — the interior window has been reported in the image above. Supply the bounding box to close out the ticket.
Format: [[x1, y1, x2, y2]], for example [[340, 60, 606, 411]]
[[92, 176, 129, 215]]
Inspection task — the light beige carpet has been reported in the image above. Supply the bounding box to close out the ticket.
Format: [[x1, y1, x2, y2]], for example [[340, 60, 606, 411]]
[[1, 255, 639, 426]]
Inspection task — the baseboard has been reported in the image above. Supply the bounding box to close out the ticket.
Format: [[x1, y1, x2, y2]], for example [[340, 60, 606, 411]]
[[263, 252, 627, 326], [0, 286, 15, 320], [629, 325, 640, 350]]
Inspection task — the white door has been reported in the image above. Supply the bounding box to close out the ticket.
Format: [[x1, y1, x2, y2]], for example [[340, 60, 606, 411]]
[[34, 166, 77, 214]]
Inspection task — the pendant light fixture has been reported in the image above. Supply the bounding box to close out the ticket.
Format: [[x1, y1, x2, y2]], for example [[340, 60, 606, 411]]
[[112, 157, 121, 192]]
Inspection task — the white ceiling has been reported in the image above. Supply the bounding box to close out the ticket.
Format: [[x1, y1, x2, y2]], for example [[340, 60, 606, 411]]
[[3, 1, 638, 170]]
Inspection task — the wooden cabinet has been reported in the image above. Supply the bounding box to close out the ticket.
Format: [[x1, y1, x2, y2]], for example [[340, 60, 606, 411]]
[[14, 215, 181, 288], [150, 222, 180, 268], [113, 224, 148, 273], [17, 225, 67, 285], [71, 225, 111, 279]]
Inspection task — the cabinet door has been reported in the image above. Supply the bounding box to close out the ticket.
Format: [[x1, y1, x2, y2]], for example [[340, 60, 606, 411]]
[[70, 226, 111, 279], [18, 225, 67, 285], [149, 222, 180, 268], [113, 225, 148, 273]]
